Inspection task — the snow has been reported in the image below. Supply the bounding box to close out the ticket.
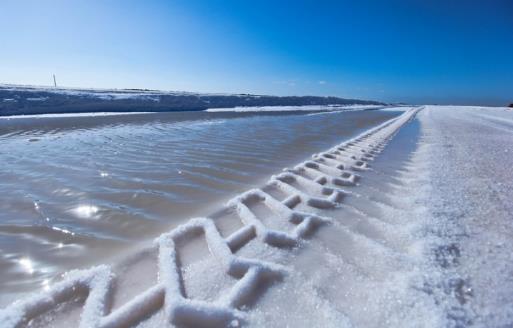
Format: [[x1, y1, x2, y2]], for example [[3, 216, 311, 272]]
[[0, 108, 418, 327], [0, 84, 197, 98], [408, 105, 513, 326], [1, 84, 385, 116], [378, 106, 410, 111], [0, 265, 112, 328], [0, 83, 290, 100], [2, 105, 511, 327]]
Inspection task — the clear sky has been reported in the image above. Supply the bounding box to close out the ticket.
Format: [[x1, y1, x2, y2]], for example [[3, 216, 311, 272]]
[[0, 0, 512, 105]]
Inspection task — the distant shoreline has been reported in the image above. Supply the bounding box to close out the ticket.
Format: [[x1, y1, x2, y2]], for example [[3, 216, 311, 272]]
[[0, 84, 385, 116]]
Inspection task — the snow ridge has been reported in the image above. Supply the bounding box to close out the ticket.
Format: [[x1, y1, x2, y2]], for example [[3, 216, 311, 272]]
[[0, 108, 420, 327]]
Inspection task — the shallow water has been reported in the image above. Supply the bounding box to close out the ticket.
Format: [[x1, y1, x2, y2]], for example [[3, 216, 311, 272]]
[[0, 109, 399, 304]]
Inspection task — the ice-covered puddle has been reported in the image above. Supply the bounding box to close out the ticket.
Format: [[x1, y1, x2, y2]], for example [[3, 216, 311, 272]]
[[3, 106, 512, 327]]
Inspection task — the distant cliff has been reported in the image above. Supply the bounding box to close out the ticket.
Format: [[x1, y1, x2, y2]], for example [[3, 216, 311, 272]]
[[0, 85, 384, 116]]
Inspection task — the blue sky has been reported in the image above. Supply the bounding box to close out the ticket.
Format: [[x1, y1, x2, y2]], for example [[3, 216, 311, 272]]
[[0, 0, 512, 105]]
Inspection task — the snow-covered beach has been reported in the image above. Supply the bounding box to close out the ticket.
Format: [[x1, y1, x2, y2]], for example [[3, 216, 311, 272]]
[[1, 105, 511, 327], [2, 0, 512, 325], [0, 108, 401, 307]]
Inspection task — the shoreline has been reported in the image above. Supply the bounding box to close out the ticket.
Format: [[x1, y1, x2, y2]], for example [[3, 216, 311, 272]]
[[0, 108, 419, 327], [0, 108, 403, 307], [4, 106, 510, 326], [0, 105, 384, 120]]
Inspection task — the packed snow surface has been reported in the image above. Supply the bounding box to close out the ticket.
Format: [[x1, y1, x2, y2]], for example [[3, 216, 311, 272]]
[[409, 105, 513, 327], [1, 105, 512, 327]]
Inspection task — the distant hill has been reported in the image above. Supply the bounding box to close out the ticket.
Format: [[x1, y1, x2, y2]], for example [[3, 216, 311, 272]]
[[0, 84, 385, 116]]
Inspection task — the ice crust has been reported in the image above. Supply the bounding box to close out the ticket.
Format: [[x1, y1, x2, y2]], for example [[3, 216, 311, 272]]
[[0, 108, 419, 327]]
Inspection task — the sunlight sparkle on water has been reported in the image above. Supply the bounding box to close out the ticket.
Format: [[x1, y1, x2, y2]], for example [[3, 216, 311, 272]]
[[42, 279, 50, 291], [51, 226, 75, 236], [72, 204, 99, 219], [19, 258, 34, 274]]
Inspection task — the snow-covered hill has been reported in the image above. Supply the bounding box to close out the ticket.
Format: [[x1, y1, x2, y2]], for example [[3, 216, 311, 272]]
[[0, 84, 384, 116]]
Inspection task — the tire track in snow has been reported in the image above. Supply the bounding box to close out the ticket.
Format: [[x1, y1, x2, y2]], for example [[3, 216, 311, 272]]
[[0, 108, 420, 327]]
